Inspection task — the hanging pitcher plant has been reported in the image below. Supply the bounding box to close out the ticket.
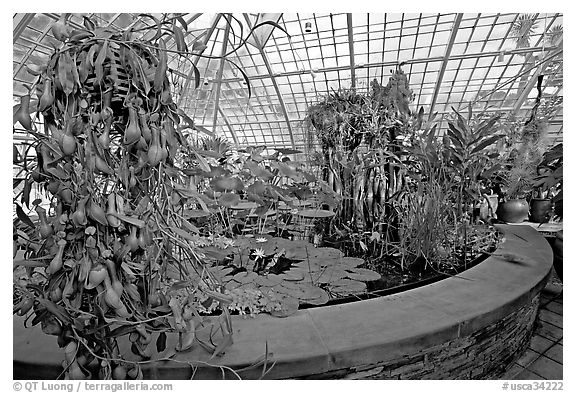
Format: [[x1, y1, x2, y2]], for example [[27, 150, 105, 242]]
[[12, 13, 270, 380]]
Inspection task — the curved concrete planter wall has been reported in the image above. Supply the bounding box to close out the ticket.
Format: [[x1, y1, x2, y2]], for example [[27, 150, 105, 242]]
[[14, 224, 552, 380]]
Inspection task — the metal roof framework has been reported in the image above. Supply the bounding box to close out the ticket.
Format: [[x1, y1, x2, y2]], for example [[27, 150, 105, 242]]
[[13, 12, 564, 148]]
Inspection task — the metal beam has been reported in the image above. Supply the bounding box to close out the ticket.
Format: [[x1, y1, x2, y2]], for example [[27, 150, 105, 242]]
[[190, 104, 547, 127], [346, 13, 356, 88], [437, 105, 547, 115], [212, 15, 231, 134], [184, 13, 203, 26], [103, 13, 122, 27], [243, 13, 296, 148], [218, 107, 239, 146], [192, 125, 214, 137], [512, 38, 563, 116], [13, 14, 35, 42], [428, 13, 463, 119], [246, 13, 283, 48], [13, 15, 56, 79], [177, 14, 221, 107], [214, 44, 557, 84]]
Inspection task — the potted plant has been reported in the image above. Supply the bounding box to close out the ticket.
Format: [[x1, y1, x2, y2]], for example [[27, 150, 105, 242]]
[[495, 115, 551, 223], [495, 160, 532, 223]]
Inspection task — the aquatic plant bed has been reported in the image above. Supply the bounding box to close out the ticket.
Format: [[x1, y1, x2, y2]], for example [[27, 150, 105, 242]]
[[14, 224, 552, 379]]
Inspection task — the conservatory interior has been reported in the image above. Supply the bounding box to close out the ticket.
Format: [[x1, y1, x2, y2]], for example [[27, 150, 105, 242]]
[[12, 12, 563, 381]]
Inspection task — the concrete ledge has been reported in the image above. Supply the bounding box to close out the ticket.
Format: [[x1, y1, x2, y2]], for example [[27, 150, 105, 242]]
[[13, 224, 553, 379]]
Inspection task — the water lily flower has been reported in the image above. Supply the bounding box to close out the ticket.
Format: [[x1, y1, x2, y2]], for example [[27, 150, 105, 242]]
[[255, 237, 268, 243], [252, 248, 266, 259]]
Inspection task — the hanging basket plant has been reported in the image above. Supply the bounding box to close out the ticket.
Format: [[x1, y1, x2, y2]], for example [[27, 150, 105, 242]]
[[12, 14, 241, 380]]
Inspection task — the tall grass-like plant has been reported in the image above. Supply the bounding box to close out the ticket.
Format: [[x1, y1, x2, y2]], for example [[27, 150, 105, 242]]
[[397, 179, 457, 271]]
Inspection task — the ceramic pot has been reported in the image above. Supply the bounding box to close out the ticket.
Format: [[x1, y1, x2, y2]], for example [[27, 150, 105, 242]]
[[529, 198, 553, 223], [496, 199, 529, 223]]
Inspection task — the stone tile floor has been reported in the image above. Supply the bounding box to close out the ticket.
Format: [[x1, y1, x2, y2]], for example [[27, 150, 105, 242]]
[[501, 272, 563, 380]]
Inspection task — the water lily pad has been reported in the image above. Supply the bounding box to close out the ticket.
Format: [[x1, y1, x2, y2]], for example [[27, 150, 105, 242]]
[[345, 268, 381, 282], [302, 290, 330, 306], [316, 268, 349, 284], [233, 271, 258, 284], [226, 281, 241, 290], [254, 274, 283, 287], [339, 257, 365, 269], [270, 295, 299, 318], [221, 275, 235, 284], [209, 265, 234, 278], [307, 247, 343, 259], [302, 258, 323, 272], [278, 280, 301, 291], [274, 285, 304, 299], [282, 269, 305, 281], [283, 245, 308, 260], [201, 246, 231, 261], [330, 279, 367, 295], [317, 258, 341, 268], [295, 284, 325, 300], [299, 286, 330, 302]]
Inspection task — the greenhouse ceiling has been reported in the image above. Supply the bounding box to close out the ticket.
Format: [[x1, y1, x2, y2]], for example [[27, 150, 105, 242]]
[[13, 12, 564, 149]]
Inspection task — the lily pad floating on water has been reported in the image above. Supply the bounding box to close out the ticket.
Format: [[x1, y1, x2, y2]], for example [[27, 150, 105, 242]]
[[200, 246, 232, 262], [233, 271, 259, 284], [301, 288, 330, 306], [329, 279, 367, 296], [280, 269, 306, 281], [338, 257, 365, 269], [254, 274, 284, 287], [316, 267, 349, 284], [297, 283, 330, 301], [299, 286, 330, 303], [227, 281, 241, 290], [277, 279, 301, 290], [305, 247, 343, 260], [345, 267, 381, 282], [209, 265, 234, 277], [273, 284, 304, 300], [270, 294, 299, 318]]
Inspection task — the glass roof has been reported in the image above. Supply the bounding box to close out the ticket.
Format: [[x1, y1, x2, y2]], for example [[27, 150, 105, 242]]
[[13, 13, 564, 147]]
